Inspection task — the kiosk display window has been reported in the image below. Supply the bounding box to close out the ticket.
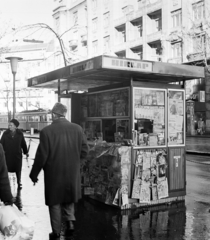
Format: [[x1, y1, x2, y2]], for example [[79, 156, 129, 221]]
[[133, 88, 166, 147], [168, 89, 185, 146], [81, 88, 130, 118], [83, 120, 102, 140]]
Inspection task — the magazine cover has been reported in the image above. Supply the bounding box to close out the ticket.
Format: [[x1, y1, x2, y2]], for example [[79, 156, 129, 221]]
[[139, 183, 151, 203], [131, 179, 141, 199], [157, 178, 169, 199]]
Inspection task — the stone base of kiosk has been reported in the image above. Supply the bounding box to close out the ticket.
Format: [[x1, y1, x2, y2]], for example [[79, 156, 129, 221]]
[[85, 195, 185, 210]]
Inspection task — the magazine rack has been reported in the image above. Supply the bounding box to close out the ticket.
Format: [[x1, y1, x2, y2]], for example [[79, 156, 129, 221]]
[[77, 81, 186, 209]]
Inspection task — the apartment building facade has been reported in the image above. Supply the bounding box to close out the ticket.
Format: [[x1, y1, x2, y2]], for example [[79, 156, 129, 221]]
[[53, 0, 210, 134], [0, 41, 56, 114]]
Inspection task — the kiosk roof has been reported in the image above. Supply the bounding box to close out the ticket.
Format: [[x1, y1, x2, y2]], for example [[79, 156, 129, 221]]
[[27, 55, 205, 92]]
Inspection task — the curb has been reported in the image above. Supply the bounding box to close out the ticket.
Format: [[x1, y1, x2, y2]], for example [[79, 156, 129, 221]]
[[186, 150, 210, 156]]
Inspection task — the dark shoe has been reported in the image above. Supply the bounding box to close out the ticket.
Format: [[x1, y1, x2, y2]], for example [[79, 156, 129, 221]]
[[65, 221, 75, 236], [49, 232, 60, 240]]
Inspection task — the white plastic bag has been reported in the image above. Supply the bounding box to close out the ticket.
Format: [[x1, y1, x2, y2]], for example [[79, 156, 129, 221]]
[[8, 173, 17, 198], [0, 205, 34, 240]]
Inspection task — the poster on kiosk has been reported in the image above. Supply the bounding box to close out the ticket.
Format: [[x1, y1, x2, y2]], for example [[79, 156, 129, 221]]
[[168, 89, 185, 147]]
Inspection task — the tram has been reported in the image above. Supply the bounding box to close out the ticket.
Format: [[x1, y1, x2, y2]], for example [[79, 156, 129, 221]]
[[0, 110, 51, 132]]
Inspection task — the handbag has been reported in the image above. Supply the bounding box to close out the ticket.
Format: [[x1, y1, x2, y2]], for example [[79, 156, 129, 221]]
[[0, 204, 34, 240]]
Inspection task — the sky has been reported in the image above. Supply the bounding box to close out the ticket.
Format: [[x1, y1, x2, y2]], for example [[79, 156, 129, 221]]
[[0, 0, 54, 27], [0, 0, 55, 43]]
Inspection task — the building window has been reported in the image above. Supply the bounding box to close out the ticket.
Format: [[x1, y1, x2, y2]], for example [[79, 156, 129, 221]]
[[73, 11, 78, 25], [131, 17, 143, 39], [171, 41, 182, 58], [193, 34, 206, 52], [92, 40, 98, 55], [192, 1, 204, 21], [92, 0, 97, 10], [171, 9, 181, 28], [103, 12, 110, 28], [92, 18, 98, 32], [148, 10, 162, 32], [115, 50, 126, 58], [131, 46, 143, 59], [148, 41, 162, 61], [115, 24, 126, 43], [103, 36, 110, 53]]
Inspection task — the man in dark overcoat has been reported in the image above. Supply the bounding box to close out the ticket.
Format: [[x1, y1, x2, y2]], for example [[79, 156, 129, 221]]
[[0, 143, 13, 204], [29, 102, 89, 240], [0, 119, 28, 189]]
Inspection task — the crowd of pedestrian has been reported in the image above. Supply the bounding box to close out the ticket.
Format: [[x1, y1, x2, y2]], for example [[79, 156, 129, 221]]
[[0, 102, 89, 240]]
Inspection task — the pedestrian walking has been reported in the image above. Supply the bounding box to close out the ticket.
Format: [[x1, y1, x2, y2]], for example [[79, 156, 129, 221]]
[[29, 102, 89, 240], [0, 143, 13, 205], [0, 119, 29, 190]]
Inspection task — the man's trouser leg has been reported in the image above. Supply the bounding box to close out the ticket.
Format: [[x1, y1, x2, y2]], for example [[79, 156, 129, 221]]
[[49, 204, 62, 234], [49, 203, 75, 234], [62, 203, 75, 221], [16, 171, 22, 186]]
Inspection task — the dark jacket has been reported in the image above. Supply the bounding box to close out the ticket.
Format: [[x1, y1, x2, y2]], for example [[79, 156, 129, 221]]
[[29, 118, 89, 206], [0, 143, 13, 202], [0, 129, 28, 172]]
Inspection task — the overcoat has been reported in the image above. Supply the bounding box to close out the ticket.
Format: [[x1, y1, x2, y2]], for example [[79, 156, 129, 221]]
[[29, 118, 89, 206], [0, 143, 13, 202], [0, 129, 28, 172]]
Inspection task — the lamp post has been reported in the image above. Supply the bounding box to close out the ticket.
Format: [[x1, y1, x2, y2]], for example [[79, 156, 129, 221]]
[[5, 57, 23, 119]]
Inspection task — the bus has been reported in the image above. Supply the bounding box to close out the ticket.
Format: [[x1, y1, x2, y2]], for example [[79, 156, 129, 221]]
[[0, 110, 52, 132]]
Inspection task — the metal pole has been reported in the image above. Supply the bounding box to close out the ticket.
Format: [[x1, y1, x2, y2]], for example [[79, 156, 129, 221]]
[[13, 73, 16, 119]]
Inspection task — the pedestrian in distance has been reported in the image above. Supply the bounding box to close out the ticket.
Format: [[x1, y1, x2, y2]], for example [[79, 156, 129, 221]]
[[0, 119, 29, 190], [29, 102, 89, 240], [0, 143, 13, 205]]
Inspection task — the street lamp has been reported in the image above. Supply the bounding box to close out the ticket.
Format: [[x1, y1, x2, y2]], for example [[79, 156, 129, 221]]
[[5, 56, 23, 119]]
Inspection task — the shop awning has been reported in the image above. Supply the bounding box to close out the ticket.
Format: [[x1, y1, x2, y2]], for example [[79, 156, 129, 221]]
[[27, 55, 205, 92]]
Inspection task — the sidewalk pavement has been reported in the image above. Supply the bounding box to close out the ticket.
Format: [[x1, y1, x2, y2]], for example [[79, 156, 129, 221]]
[[186, 136, 210, 155]]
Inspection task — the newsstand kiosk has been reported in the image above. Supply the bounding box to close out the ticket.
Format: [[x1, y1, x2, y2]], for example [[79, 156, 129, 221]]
[[28, 55, 205, 209]]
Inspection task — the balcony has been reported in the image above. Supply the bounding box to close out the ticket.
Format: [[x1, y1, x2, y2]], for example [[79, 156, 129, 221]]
[[129, 38, 143, 49], [148, 55, 162, 62], [70, 0, 85, 9], [113, 42, 127, 53], [69, 40, 78, 49], [114, 16, 126, 27], [146, 0, 162, 14], [167, 57, 182, 64], [53, 0, 67, 13], [147, 31, 162, 43], [186, 52, 205, 62], [81, 34, 87, 44]]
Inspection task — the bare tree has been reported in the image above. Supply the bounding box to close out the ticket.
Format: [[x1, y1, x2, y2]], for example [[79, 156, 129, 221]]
[[14, 23, 80, 67], [166, 2, 210, 70]]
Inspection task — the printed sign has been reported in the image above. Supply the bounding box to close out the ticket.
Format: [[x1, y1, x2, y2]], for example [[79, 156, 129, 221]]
[[103, 56, 153, 72], [70, 60, 94, 74]]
